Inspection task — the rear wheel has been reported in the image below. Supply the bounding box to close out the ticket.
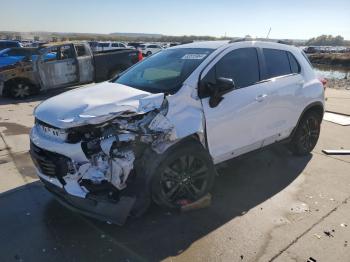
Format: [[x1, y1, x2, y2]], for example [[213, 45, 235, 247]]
[[151, 140, 215, 209], [146, 51, 152, 56], [288, 111, 321, 155]]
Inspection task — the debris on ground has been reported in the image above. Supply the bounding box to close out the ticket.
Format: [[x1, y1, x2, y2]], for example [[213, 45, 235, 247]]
[[323, 112, 350, 126], [322, 149, 350, 155], [180, 193, 212, 212], [313, 234, 321, 239], [307, 257, 317, 262], [323, 230, 334, 237], [340, 223, 348, 227]]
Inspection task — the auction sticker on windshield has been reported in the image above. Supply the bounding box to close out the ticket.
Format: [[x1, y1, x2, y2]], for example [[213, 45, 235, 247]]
[[181, 54, 208, 60]]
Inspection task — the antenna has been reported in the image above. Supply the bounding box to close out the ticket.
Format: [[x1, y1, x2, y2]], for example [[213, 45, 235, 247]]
[[266, 27, 271, 39]]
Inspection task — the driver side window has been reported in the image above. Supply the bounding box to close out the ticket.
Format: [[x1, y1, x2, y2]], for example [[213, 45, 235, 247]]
[[203, 48, 260, 89]]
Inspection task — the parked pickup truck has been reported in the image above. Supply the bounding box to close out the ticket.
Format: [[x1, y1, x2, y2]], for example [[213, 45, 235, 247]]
[[0, 42, 142, 98]]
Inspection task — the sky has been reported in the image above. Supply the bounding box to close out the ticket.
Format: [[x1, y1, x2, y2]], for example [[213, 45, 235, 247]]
[[1, 0, 349, 39]]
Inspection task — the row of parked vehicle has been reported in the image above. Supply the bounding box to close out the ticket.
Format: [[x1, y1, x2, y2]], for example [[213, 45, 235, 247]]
[[89, 41, 179, 56], [303, 45, 350, 54]]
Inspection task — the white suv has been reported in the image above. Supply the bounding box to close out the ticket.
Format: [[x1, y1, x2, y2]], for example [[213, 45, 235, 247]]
[[94, 42, 128, 52], [30, 40, 324, 225], [140, 44, 163, 56]]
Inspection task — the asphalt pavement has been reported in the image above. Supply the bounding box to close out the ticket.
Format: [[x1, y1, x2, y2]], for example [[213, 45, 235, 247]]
[[0, 87, 349, 262]]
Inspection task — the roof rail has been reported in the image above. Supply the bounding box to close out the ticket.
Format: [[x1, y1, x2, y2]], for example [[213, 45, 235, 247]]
[[228, 38, 293, 45]]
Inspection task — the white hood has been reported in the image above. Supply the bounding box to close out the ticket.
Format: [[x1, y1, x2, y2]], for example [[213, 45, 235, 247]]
[[34, 82, 165, 129]]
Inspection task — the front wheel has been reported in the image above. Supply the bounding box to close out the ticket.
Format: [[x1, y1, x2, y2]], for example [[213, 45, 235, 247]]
[[151, 140, 216, 209], [146, 51, 152, 56], [288, 111, 321, 156]]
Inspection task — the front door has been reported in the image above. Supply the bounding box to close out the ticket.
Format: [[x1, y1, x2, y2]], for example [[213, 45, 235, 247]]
[[201, 47, 270, 164], [38, 44, 78, 90]]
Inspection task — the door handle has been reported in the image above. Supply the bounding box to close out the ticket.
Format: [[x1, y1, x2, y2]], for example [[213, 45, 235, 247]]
[[255, 94, 267, 102]]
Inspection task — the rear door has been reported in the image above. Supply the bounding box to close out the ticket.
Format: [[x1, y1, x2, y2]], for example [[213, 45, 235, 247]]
[[37, 44, 78, 89], [201, 47, 270, 163], [74, 44, 94, 84], [258, 48, 303, 146]]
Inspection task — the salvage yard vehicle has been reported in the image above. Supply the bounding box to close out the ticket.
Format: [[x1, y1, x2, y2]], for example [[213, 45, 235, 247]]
[[0, 42, 142, 98], [0, 40, 22, 51], [29, 40, 325, 225], [140, 44, 163, 56], [93, 42, 128, 52]]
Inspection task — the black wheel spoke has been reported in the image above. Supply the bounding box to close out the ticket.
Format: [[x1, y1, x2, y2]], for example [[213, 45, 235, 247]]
[[160, 154, 210, 205], [189, 183, 201, 195], [164, 166, 179, 178], [166, 183, 180, 199], [191, 166, 208, 177]]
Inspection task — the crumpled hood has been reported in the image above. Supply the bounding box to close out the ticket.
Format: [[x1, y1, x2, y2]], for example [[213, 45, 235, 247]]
[[34, 82, 165, 129]]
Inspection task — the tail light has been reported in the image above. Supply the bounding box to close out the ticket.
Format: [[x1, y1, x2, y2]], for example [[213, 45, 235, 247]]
[[319, 77, 327, 90], [138, 51, 143, 61]]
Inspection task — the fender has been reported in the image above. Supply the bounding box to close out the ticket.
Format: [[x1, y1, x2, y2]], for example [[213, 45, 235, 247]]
[[289, 101, 324, 140]]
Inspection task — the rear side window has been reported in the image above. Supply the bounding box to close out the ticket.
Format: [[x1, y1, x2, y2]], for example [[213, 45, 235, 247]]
[[287, 52, 301, 73], [98, 43, 109, 47], [214, 48, 260, 89], [263, 48, 291, 78]]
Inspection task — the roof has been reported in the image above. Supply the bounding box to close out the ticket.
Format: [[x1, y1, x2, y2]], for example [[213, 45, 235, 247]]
[[171, 41, 229, 49], [171, 39, 299, 53]]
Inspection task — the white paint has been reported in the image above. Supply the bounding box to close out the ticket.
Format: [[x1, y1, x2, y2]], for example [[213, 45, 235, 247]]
[[34, 82, 164, 129]]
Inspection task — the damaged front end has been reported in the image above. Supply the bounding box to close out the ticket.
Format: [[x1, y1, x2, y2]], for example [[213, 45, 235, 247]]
[[30, 94, 178, 225]]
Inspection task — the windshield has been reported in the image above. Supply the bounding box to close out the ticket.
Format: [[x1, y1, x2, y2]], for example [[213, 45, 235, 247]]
[[115, 48, 213, 94]]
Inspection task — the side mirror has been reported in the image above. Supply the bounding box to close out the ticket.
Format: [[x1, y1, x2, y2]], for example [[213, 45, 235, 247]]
[[216, 77, 235, 92], [208, 77, 235, 108]]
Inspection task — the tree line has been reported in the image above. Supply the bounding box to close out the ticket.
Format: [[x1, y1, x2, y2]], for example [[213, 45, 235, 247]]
[[305, 35, 349, 46]]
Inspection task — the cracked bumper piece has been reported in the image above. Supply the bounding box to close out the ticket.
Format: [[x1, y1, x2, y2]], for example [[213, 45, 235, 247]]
[[41, 178, 136, 225], [30, 141, 150, 225]]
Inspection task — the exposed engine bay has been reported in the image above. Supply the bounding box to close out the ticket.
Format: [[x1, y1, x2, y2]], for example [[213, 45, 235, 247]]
[[64, 99, 176, 195]]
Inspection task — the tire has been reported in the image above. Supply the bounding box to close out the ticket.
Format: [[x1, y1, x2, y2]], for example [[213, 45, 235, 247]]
[[288, 111, 322, 156], [7, 79, 37, 99], [149, 139, 216, 209], [146, 51, 152, 56]]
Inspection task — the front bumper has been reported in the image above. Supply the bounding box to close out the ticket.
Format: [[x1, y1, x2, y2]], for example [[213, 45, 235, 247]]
[[30, 137, 151, 225], [40, 177, 136, 225]]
